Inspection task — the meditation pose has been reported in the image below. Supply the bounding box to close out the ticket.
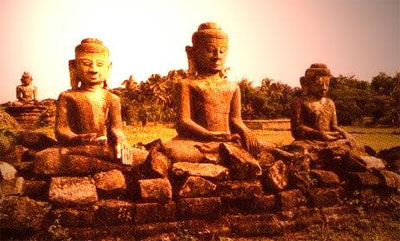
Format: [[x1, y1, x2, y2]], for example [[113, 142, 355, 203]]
[[164, 23, 264, 164], [14, 72, 38, 106], [291, 63, 354, 143], [55, 38, 145, 164]]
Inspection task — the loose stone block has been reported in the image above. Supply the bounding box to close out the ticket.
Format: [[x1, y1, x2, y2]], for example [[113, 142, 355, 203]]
[[33, 148, 122, 176], [95, 199, 135, 225], [347, 172, 381, 187], [178, 176, 217, 197], [278, 189, 306, 210], [346, 151, 385, 171], [52, 207, 95, 227], [0, 196, 50, 231], [310, 169, 340, 186], [134, 202, 176, 224], [0, 161, 17, 180], [0, 177, 24, 197], [242, 194, 277, 213], [308, 187, 343, 207], [94, 169, 126, 191], [218, 180, 263, 200], [230, 215, 282, 236], [262, 160, 288, 191], [23, 179, 48, 197], [377, 170, 400, 190], [134, 222, 179, 238], [177, 197, 221, 219], [49, 177, 98, 205], [17, 130, 57, 150], [178, 219, 231, 240], [138, 178, 172, 202], [220, 143, 262, 179], [147, 151, 171, 178], [172, 162, 229, 180]]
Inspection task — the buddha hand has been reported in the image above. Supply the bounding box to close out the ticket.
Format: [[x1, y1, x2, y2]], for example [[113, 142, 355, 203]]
[[242, 131, 260, 158]]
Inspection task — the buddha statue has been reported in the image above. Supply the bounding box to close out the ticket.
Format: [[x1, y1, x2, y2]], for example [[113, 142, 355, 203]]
[[291, 63, 355, 145], [55, 38, 147, 165], [164, 23, 278, 166], [13, 72, 38, 106]]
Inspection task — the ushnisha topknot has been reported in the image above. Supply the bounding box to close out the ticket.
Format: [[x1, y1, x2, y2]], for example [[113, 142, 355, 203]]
[[304, 63, 331, 84], [192, 22, 228, 47], [75, 38, 109, 57], [21, 71, 32, 80]]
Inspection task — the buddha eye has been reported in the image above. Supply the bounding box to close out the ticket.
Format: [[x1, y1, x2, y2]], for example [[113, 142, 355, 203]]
[[97, 63, 104, 67], [80, 60, 92, 66], [220, 47, 227, 54], [207, 46, 216, 53]]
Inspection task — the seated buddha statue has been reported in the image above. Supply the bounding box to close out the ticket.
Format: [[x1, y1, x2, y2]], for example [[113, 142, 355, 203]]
[[12, 72, 38, 106], [55, 38, 147, 165]]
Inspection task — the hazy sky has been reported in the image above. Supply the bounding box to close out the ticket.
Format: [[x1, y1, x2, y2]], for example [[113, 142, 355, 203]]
[[0, 0, 399, 103]]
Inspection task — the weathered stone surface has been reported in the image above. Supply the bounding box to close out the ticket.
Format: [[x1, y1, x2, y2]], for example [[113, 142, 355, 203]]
[[172, 162, 229, 180], [134, 202, 176, 224], [34, 148, 122, 175], [346, 151, 385, 171], [95, 200, 135, 225], [0, 196, 50, 231], [147, 151, 171, 178], [262, 160, 288, 191], [49, 177, 98, 205], [178, 176, 217, 197], [310, 169, 340, 186], [220, 143, 262, 180], [52, 207, 95, 227], [377, 170, 400, 190], [347, 172, 381, 187], [141, 232, 179, 241], [378, 146, 400, 162], [241, 194, 277, 213], [52, 224, 135, 241], [278, 189, 306, 210], [218, 180, 263, 200], [0, 161, 17, 180], [177, 197, 221, 219], [0, 177, 24, 197], [138, 178, 172, 202], [134, 222, 178, 238], [23, 179, 48, 197], [178, 219, 231, 240], [94, 169, 126, 191], [230, 214, 282, 236], [17, 130, 57, 150], [308, 187, 343, 207]]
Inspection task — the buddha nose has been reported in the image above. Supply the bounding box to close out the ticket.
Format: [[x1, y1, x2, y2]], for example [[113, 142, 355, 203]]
[[89, 64, 98, 73]]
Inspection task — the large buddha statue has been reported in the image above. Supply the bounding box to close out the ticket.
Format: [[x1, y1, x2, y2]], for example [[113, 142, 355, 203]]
[[13, 72, 38, 106], [164, 23, 277, 166], [291, 63, 355, 146], [55, 38, 146, 165]]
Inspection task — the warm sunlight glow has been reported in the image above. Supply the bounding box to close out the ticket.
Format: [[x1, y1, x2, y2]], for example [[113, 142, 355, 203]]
[[0, 0, 399, 102]]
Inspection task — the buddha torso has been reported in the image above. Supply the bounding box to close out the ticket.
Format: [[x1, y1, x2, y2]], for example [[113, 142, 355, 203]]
[[187, 76, 237, 133], [58, 88, 111, 137], [301, 96, 335, 132], [17, 84, 36, 102]]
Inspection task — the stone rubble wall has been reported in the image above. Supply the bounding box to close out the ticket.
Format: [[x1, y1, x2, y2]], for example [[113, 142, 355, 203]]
[[1, 132, 400, 240]]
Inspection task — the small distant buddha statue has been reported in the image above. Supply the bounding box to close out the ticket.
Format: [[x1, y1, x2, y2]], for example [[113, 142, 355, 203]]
[[13, 72, 38, 106], [291, 63, 354, 145], [55, 38, 147, 165], [164, 22, 277, 166]]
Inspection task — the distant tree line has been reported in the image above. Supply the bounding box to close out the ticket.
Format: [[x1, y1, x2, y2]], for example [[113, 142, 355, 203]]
[[113, 71, 400, 127]]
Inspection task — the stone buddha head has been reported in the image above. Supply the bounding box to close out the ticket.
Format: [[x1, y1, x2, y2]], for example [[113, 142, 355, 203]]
[[186, 22, 228, 76], [20, 72, 33, 86], [301, 63, 331, 98], [69, 38, 111, 90]]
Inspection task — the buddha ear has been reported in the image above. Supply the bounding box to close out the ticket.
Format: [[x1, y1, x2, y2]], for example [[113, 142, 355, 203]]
[[103, 62, 112, 89], [185, 46, 196, 75], [69, 60, 79, 90]]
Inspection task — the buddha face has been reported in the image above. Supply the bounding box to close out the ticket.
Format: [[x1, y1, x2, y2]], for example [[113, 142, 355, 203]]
[[21, 76, 32, 86], [75, 52, 110, 86], [309, 76, 330, 98], [193, 37, 228, 74]]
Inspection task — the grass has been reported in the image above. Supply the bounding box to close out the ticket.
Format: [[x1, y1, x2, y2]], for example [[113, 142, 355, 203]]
[[122, 123, 399, 151]]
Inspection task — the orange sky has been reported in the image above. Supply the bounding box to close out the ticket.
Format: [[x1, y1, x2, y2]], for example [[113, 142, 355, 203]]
[[0, 0, 399, 102]]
